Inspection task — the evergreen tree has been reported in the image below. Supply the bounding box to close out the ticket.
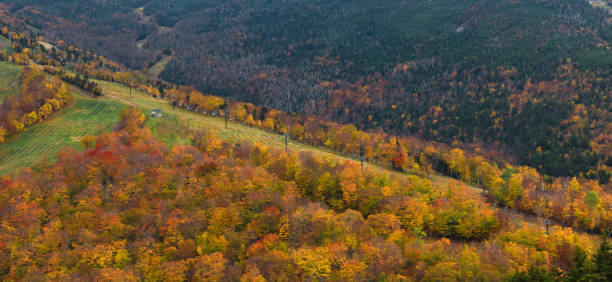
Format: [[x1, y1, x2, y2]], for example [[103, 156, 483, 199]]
[[567, 247, 597, 282], [508, 267, 556, 282], [593, 240, 612, 281]]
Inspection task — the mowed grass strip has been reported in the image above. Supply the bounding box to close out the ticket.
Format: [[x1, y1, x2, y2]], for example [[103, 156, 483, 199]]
[[0, 93, 126, 175], [96, 79, 305, 149], [0, 62, 22, 102], [147, 55, 172, 78]]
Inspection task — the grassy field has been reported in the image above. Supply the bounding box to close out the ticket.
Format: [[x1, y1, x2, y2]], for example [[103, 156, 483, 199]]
[[0, 90, 126, 174], [0, 62, 22, 103], [147, 55, 172, 77], [0, 80, 202, 174]]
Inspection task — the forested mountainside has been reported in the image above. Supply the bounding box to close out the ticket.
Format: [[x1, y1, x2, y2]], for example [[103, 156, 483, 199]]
[[0, 7, 611, 281], [0, 108, 610, 281], [2, 0, 611, 180], [0, 23, 609, 235], [4, 0, 612, 180]]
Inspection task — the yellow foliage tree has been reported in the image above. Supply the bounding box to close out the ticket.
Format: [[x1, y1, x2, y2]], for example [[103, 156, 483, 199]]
[[292, 247, 332, 279], [245, 114, 256, 126], [0, 126, 6, 144], [38, 103, 53, 120]]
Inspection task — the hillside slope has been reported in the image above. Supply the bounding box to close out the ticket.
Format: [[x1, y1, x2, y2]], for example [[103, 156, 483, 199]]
[[0, 95, 608, 281], [0, 63, 399, 178], [0, 61, 21, 102], [2, 0, 611, 180], [0, 62, 483, 207]]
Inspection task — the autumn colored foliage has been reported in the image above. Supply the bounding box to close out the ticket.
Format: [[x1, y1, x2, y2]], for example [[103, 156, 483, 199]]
[[0, 6, 609, 281], [3, 0, 611, 180], [445, 148, 612, 233], [43, 67, 103, 96], [0, 109, 609, 281], [0, 24, 609, 243], [0, 66, 69, 144]]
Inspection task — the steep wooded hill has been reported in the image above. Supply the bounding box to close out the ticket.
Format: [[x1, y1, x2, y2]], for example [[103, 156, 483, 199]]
[[1, 0, 611, 180], [1, 108, 609, 281]]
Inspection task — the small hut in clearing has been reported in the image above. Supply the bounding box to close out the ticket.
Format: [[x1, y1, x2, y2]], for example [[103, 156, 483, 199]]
[[151, 109, 162, 117]]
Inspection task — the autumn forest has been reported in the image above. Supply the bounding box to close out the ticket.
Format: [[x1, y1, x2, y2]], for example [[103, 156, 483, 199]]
[[0, 0, 611, 281]]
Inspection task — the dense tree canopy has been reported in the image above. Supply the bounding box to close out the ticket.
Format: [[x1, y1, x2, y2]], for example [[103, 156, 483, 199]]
[[0, 109, 609, 280], [0, 7, 610, 280]]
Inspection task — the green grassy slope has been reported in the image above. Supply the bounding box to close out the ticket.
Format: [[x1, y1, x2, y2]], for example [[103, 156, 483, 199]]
[[0, 91, 126, 174], [0, 75, 297, 175], [147, 55, 171, 77], [0, 62, 21, 103], [96, 79, 351, 155]]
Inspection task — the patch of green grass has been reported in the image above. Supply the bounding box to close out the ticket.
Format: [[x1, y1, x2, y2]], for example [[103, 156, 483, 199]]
[[144, 113, 192, 147], [96, 79, 390, 163], [147, 56, 171, 77], [0, 62, 22, 103], [0, 80, 209, 174], [0, 92, 126, 175], [96, 79, 298, 148]]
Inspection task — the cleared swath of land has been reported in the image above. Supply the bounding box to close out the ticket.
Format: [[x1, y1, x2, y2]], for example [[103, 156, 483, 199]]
[[147, 55, 172, 77], [96, 79, 367, 157], [0, 61, 21, 103], [95, 79, 488, 195], [0, 88, 126, 174]]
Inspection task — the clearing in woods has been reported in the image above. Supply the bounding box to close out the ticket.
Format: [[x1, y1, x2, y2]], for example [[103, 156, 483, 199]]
[[0, 89, 126, 174], [147, 56, 172, 77], [147, 55, 172, 77], [0, 63, 200, 174], [0, 61, 22, 103]]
